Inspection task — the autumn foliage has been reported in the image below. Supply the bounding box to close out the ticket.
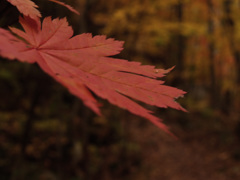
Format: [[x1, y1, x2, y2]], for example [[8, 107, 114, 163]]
[[0, 0, 185, 134], [2, 1, 240, 180]]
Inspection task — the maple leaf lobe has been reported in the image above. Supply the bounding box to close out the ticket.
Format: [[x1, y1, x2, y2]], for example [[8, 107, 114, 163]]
[[7, 0, 41, 20]]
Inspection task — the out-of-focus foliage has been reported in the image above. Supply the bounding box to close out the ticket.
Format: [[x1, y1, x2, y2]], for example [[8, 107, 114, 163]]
[[91, 0, 240, 112], [1, 0, 240, 180]]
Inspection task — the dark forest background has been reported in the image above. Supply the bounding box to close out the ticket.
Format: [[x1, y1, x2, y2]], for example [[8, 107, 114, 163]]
[[1, 0, 240, 179]]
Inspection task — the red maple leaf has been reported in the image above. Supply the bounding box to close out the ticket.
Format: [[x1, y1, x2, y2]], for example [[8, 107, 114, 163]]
[[0, 16, 186, 135], [7, 0, 41, 20], [6, 0, 79, 21]]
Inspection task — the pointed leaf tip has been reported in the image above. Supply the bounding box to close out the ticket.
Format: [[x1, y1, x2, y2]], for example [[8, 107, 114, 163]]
[[48, 0, 80, 15]]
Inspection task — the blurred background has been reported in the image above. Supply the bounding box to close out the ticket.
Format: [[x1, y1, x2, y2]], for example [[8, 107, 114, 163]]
[[1, 0, 240, 179]]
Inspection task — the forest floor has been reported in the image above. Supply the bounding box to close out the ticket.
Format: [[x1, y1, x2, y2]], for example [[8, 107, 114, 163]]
[[127, 110, 240, 180]]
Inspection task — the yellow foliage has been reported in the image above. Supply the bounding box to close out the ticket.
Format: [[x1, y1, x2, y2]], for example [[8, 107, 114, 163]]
[[81, 0, 240, 103]]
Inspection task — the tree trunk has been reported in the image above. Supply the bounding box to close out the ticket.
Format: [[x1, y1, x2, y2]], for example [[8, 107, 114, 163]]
[[207, 0, 218, 108], [170, 0, 186, 87]]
